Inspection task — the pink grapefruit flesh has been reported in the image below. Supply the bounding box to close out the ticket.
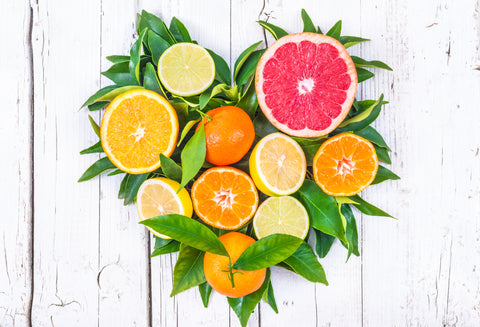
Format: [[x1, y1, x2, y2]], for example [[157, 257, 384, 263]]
[[255, 33, 358, 137]]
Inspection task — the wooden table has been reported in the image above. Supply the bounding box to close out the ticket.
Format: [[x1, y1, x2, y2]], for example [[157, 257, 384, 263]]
[[2, 0, 480, 326]]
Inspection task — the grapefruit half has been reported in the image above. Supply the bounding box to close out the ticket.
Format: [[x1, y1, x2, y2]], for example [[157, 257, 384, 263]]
[[255, 32, 357, 137]]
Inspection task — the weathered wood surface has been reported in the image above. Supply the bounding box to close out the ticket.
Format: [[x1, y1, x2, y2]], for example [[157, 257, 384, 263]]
[[1, 0, 479, 326]]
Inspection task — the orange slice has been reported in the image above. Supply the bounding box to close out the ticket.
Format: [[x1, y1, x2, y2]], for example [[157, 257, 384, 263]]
[[100, 89, 178, 174], [191, 167, 259, 230], [313, 133, 378, 196]]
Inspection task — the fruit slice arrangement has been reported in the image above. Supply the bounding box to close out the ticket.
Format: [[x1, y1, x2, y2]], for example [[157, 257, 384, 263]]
[[78, 9, 399, 327]]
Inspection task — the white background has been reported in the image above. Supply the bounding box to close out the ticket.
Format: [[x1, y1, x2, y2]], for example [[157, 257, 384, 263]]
[[1, 0, 480, 326]]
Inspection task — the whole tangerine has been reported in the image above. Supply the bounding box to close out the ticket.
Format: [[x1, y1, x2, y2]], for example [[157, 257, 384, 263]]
[[203, 232, 266, 298], [197, 106, 255, 166]]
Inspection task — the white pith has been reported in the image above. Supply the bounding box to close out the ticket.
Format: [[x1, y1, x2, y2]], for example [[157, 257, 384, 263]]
[[298, 77, 315, 95]]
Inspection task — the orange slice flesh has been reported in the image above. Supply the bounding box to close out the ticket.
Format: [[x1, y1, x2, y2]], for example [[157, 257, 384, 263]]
[[100, 89, 178, 174], [313, 133, 378, 196], [191, 167, 259, 230]]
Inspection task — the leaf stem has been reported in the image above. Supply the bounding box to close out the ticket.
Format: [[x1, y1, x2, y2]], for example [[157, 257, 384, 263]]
[[194, 109, 212, 122]]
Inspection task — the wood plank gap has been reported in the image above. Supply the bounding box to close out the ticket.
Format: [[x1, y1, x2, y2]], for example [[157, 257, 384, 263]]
[[97, 2, 103, 327]]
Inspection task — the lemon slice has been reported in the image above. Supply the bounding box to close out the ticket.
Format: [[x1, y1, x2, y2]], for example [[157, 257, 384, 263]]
[[136, 177, 193, 239], [249, 132, 307, 196], [158, 43, 215, 96], [253, 196, 309, 239]]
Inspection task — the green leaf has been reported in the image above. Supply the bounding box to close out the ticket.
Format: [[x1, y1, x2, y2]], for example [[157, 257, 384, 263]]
[[326, 20, 342, 40], [233, 234, 303, 271], [160, 154, 182, 183], [351, 56, 393, 71], [106, 55, 130, 64], [138, 10, 176, 45], [198, 282, 213, 308], [314, 229, 335, 258], [236, 78, 258, 118], [178, 123, 206, 191], [80, 85, 118, 109], [88, 101, 108, 111], [355, 126, 390, 150], [291, 136, 326, 166], [207, 49, 232, 86], [349, 195, 394, 218], [234, 41, 262, 82], [147, 30, 170, 65], [129, 28, 148, 84], [177, 119, 200, 147], [102, 62, 139, 86], [228, 269, 271, 327], [257, 20, 288, 40], [301, 9, 316, 32], [340, 204, 360, 261], [118, 173, 149, 205], [151, 240, 181, 257], [253, 110, 278, 138], [339, 36, 370, 48], [294, 180, 346, 242], [107, 169, 124, 176], [317, 26, 323, 34], [172, 102, 189, 130], [140, 214, 229, 256], [372, 165, 400, 185], [335, 196, 359, 205], [85, 85, 142, 107], [169, 17, 192, 43], [171, 245, 205, 296], [375, 145, 391, 164], [235, 49, 264, 87], [262, 278, 278, 313], [283, 242, 328, 284], [80, 141, 103, 155], [88, 115, 101, 137], [199, 83, 229, 110], [143, 62, 167, 98], [337, 94, 384, 131], [356, 67, 375, 83], [78, 157, 116, 182]]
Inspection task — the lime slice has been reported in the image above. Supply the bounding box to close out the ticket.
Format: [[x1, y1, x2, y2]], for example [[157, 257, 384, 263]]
[[158, 43, 215, 96], [253, 196, 309, 239], [136, 177, 193, 239], [249, 132, 306, 196]]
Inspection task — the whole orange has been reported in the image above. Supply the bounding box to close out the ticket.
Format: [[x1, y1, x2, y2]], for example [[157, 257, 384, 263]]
[[197, 106, 255, 165], [203, 232, 266, 298]]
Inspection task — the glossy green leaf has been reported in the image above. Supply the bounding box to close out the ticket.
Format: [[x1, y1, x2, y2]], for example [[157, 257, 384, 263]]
[[80, 141, 103, 155], [351, 56, 393, 71], [375, 145, 392, 164], [228, 269, 271, 327], [234, 41, 262, 82], [291, 136, 326, 165], [340, 204, 360, 261], [160, 154, 182, 183], [326, 20, 342, 40], [143, 62, 167, 98], [147, 31, 170, 65], [317, 26, 323, 34], [177, 119, 200, 147], [169, 17, 192, 43], [335, 196, 359, 205], [355, 126, 390, 150], [140, 214, 229, 256], [207, 49, 231, 86], [151, 240, 180, 257], [178, 123, 206, 191], [262, 278, 278, 313], [107, 169, 124, 176], [356, 67, 375, 83], [88, 101, 108, 111], [102, 62, 139, 86], [129, 28, 147, 84], [118, 173, 149, 205], [294, 180, 346, 242], [301, 9, 316, 32], [340, 36, 370, 48], [171, 245, 205, 296], [236, 78, 258, 118], [106, 55, 130, 64], [372, 165, 400, 185], [253, 110, 278, 138], [199, 83, 229, 110], [81, 85, 139, 110], [138, 10, 176, 44], [233, 234, 303, 271], [257, 20, 288, 40], [337, 94, 384, 131], [349, 195, 394, 218], [198, 282, 213, 308], [78, 157, 116, 182], [314, 229, 335, 258], [283, 242, 328, 284], [88, 115, 101, 137], [235, 49, 264, 87], [171, 102, 189, 130]]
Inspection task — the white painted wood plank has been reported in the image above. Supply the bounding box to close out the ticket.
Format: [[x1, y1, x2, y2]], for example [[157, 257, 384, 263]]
[[31, 0, 101, 325], [0, 0, 33, 326], [97, 1, 151, 325], [360, 0, 480, 326]]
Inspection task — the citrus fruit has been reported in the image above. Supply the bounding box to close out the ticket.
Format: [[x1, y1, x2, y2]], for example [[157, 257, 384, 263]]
[[100, 89, 179, 174], [157, 42, 215, 96], [191, 167, 258, 230], [313, 132, 378, 196], [255, 32, 357, 137], [197, 106, 255, 165], [203, 232, 266, 298], [253, 196, 309, 239], [249, 132, 306, 196], [136, 177, 193, 239]]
